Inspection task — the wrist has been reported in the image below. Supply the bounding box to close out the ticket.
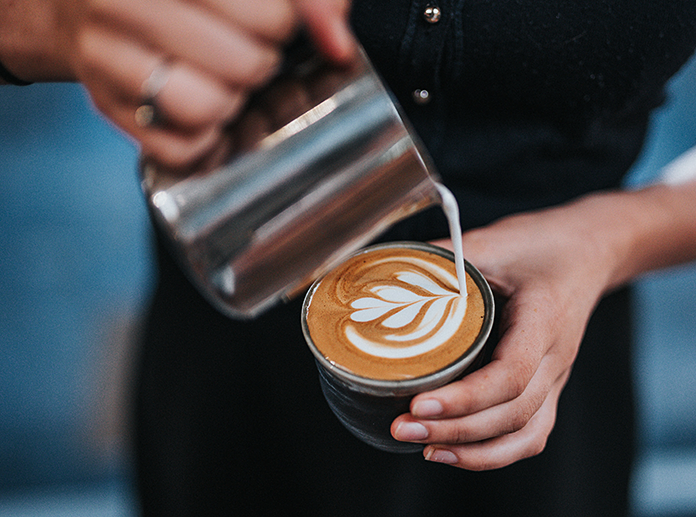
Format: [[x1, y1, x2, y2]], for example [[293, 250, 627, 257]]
[[576, 182, 696, 292]]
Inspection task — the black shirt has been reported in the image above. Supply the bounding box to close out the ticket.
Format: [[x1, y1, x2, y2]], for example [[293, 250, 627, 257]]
[[352, 0, 696, 231], [136, 4, 696, 516]]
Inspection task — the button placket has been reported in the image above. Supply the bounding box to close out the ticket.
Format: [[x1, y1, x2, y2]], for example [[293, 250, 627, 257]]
[[412, 4, 444, 105], [401, 0, 452, 109]]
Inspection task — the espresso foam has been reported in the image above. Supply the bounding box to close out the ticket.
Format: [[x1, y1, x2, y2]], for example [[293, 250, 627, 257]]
[[305, 246, 485, 380]]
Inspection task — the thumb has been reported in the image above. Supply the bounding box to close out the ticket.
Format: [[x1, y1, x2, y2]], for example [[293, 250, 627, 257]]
[[431, 227, 494, 275]]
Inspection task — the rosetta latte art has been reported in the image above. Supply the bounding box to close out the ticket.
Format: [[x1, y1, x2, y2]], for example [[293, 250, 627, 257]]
[[345, 257, 467, 359], [305, 244, 485, 380]]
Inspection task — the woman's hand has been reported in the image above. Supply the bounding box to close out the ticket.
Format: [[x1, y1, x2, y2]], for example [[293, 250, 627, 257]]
[[50, 0, 355, 166], [390, 183, 696, 470]]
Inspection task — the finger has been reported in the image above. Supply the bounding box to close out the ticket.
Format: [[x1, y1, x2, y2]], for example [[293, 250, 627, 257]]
[[79, 33, 227, 167], [421, 372, 566, 471], [293, 0, 356, 62], [431, 230, 506, 293], [406, 292, 555, 420], [392, 356, 568, 445], [79, 28, 245, 130], [84, 28, 244, 128], [195, 0, 299, 44], [88, 0, 282, 87], [87, 77, 226, 167]]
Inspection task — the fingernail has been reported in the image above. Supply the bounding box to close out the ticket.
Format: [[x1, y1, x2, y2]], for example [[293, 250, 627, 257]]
[[412, 399, 443, 418], [424, 448, 458, 465], [394, 422, 429, 441]]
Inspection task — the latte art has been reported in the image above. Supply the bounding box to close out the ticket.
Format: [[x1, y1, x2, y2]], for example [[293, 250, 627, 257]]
[[305, 245, 485, 380], [346, 256, 467, 359]]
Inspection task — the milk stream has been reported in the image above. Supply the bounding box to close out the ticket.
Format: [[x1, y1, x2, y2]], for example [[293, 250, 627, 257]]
[[340, 182, 469, 360], [435, 183, 467, 298]]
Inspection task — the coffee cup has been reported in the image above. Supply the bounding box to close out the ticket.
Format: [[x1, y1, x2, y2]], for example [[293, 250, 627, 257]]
[[301, 241, 494, 453]]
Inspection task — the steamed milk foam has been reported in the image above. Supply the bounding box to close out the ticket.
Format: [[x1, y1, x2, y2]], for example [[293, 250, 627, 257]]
[[305, 184, 485, 381]]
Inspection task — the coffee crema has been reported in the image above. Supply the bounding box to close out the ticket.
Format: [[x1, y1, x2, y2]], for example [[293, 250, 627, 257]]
[[305, 246, 485, 380]]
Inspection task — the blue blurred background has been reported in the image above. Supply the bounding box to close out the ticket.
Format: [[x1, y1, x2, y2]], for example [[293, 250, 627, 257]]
[[1, 53, 695, 515], [0, 83, 149, 515]]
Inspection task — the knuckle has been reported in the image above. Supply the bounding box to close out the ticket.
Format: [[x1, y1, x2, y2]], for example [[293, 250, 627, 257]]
[[506, 366, 531, 400], [508, 401, 536, 433], [452, 425, 473, 444], [526, 435, 549, 458], [501, 354, 539, 401]]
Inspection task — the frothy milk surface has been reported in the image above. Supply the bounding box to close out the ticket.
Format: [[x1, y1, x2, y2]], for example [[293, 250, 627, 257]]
[[305, 246, 485, 380]]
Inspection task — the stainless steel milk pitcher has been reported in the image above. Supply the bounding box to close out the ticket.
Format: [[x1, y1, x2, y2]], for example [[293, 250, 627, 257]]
[[140, 39, 442, 318]]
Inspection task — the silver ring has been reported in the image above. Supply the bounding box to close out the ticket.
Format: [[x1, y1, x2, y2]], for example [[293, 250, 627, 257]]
[[135, 61, 171, 128]]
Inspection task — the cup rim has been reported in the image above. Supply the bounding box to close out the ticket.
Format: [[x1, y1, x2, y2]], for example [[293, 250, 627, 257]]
[[301, 241, 495, 397]]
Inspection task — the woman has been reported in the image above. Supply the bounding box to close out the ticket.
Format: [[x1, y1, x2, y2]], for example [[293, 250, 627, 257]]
[[3, 0, 696, 514]]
